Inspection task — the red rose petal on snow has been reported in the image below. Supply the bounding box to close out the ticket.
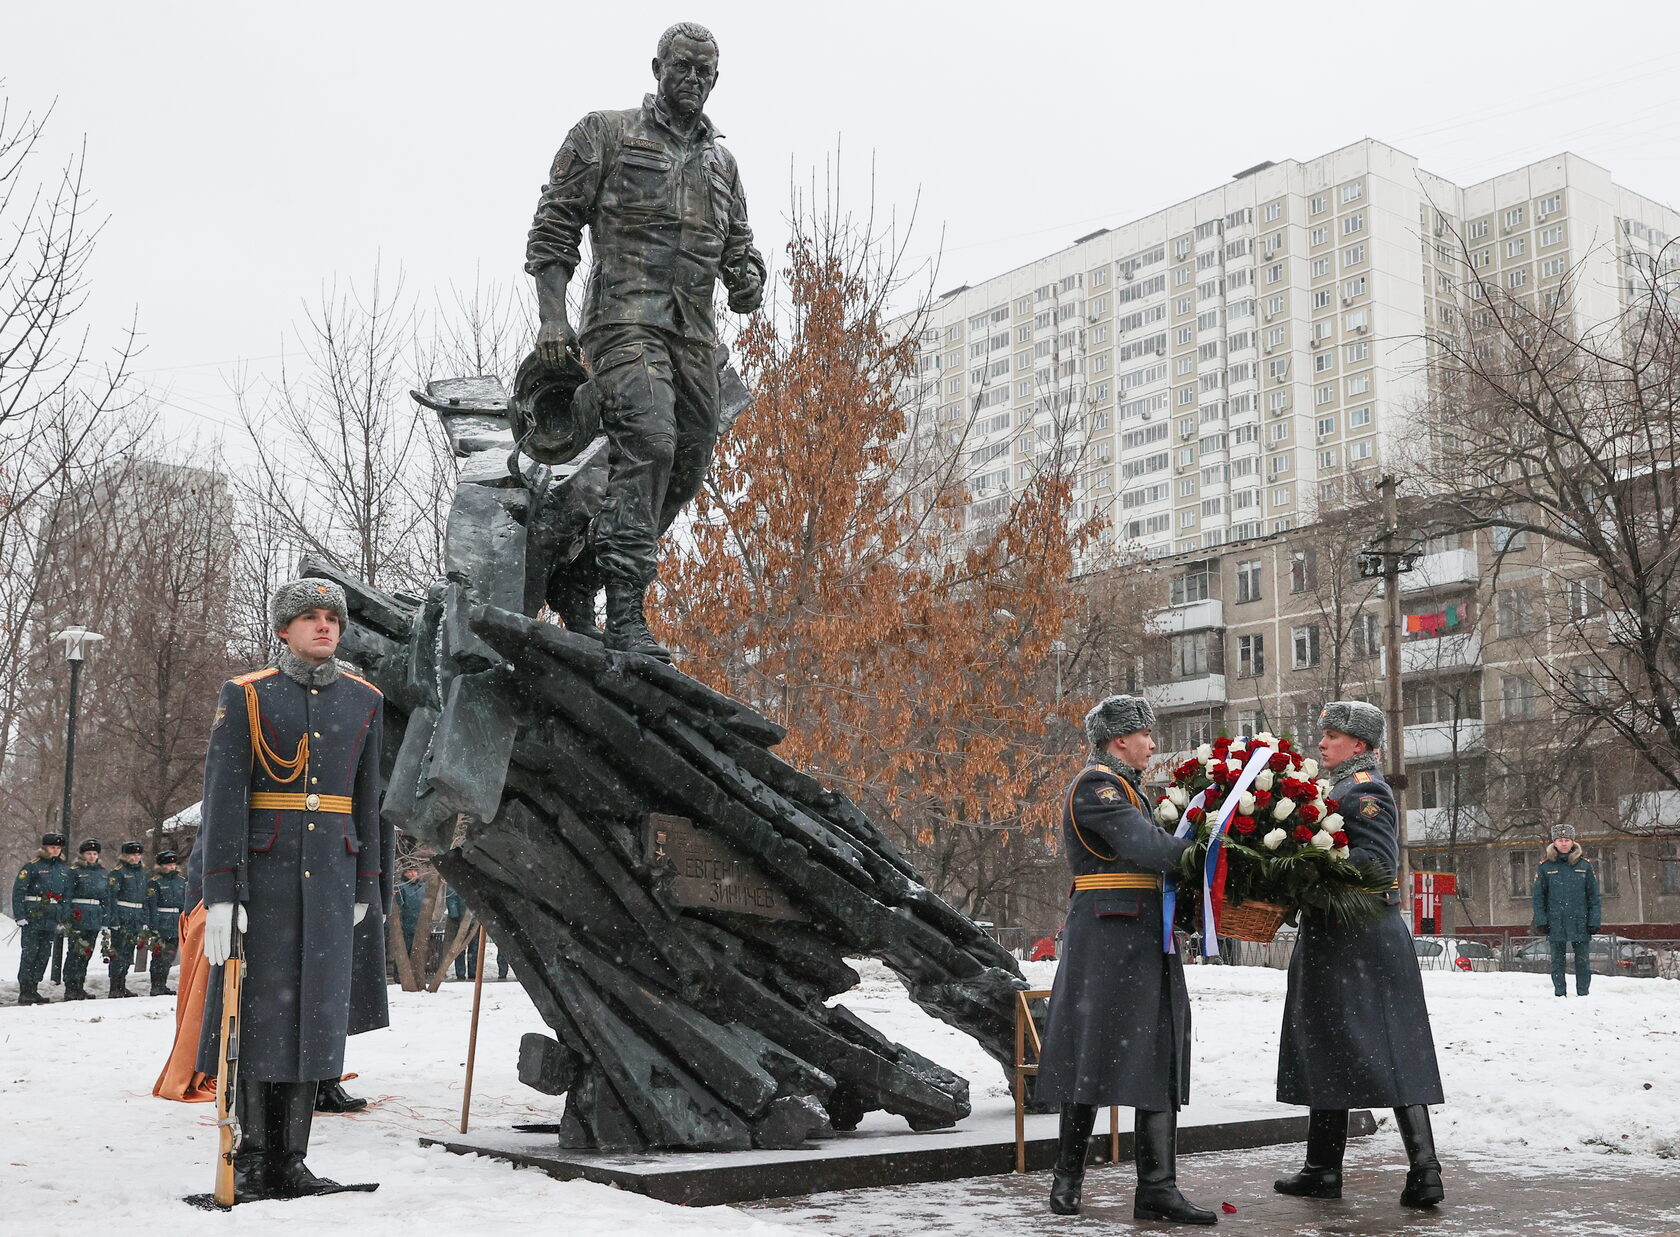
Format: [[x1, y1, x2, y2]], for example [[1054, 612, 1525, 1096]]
[[1221, 1202, 1238, 1214]]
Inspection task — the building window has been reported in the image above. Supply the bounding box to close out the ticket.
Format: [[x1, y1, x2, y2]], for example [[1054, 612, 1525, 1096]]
[[1171, 562, 1213, 605], [1237, 633, 1265, 677], [1311, 257, 1330, 278], [1351, 611, 1380, 658], [1292, 625, 1321, 669], [1509, 851, 1534, 898], [1592, 850, 1621, 897], [1416, 767, 1457, 811], [1290, 550, 1317, 592], [1172, 633, 1211, 678], [1340, 181, 1364, 204], [1658, 848, 1680, 896], [1264, 201, 1283, 222], [1343, 243, 1366, 267], [1349, 439, 1373, 462], [1501, 674, 1538, 719], [1541, 225, 1565, 248], [1342, 212, 1365, 236], [1235, 558, 1263, 603], [1505, 206, 1525, 228], [1349, 406, 1373, 428], [1310, 226, 1328, 247], [1310, 194, 1327, 215]]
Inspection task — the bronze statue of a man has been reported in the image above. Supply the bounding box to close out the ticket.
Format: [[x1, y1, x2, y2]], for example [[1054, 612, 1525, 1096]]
[[525, 22, 766, 661]]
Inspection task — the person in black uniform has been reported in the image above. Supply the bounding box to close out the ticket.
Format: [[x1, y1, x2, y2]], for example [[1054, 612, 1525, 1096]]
[[1274, 700, 1445, 1210], [145, 851, 187, 995], [63, 839, 108, 1000], [197, 577, 392, 1202], [106, 841, 149, 997], [1035, 695, 1216, 1226], [12, 832, 71, 1004]]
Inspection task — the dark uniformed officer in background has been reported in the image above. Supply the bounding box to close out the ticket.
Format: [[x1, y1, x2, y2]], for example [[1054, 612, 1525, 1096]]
[[196, 577, 392, 1202], [1275, 701, 1445, 1210], [394, 866, 425, 959], [105, 841, 149, 998], [62, 839, 109, 1000], [1531, 822, 1601, 997], [526, 21, 766, 660], [445, 883, 475, 981], [146, 851, 187, 996], [1035, 695, 1216, 1226], [12, 832, 71, 1004]]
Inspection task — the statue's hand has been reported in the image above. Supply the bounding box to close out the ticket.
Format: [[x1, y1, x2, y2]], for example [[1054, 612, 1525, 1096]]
[[535, 317, 576, 368], [728, 279, 763, 315]]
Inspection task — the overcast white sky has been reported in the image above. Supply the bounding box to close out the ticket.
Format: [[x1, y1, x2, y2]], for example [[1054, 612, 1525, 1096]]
[[9, 1, 1680, 447]]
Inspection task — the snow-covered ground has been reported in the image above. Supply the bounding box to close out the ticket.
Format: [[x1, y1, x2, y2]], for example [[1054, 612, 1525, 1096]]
[[2, 924, 1676, 1235]]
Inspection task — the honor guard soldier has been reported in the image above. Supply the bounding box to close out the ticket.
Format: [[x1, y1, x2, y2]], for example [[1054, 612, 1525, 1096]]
[[62, 839, 109, 1000], [145, 851, 187, 995], [1035, 695, 1217, 1226], [1275, 701, 1445, 1210], [12, 832, 71, 1004], [196, 577, 392, 1203], [105, 841, 149, 997]]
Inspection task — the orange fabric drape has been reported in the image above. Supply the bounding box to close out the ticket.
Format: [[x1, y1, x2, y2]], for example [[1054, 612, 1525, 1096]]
[[152, 901, 216, 1103]]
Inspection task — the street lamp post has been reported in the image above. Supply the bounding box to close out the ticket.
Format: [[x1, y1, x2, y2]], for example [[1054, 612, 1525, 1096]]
[[48, 626, 103, 984]]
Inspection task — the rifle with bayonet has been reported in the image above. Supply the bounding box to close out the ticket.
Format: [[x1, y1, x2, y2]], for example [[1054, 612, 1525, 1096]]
[[212, 880, 245, 1207]]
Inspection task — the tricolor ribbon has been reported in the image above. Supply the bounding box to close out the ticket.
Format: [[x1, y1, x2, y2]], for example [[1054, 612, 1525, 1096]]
[[1162, 745, 1275, 955]]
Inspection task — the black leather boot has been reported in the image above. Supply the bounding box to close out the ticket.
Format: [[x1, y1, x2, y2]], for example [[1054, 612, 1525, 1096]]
[[315, 1079, 368, 1113], [151, 982, 175, 996], [604, 583, 672, 661], [1394, 1105, 1444, 1208], [270, 1081, 343, 1198], [17, 985, 47, 1005], [109, 978, 134, 998], [1133, 1109, 1218, 1225], [1274, 1108, 1347, 1198], [554, 566, 604, 642], [1048, 1103, 1097, 1215], [231, 1078, 276, 1204]]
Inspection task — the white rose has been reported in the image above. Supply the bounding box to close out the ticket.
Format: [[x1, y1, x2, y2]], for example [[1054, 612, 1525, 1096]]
[[1255, 731, 1278, 746], [1254, 770, 1275, 791], [1310, 830, 1335, 850], [1317, 778, 1334, 797], [1299, 758, 1319, 779], [1262, 828, 1288, 851], [1322, 812, 1344, 832], [1195, 743, 1213, 761], [1334, 845, 1350, 859], [1156, 800, 1180, 824], [1239, 791, 1256, 814], [1271, 797, 1296, 820], [1166, 786, 1189, 807]]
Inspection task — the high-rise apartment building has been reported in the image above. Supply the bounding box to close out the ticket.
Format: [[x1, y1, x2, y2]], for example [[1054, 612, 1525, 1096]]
[[910, 140, 1680, 558]]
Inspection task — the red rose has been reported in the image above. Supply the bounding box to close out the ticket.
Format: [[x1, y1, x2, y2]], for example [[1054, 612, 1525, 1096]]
[[1234, 815, 1257, 834], [1212, 737, 1231, 752], [1277, 737, 1293, 753], [1253, 789, 1274, 808], [1176, 759, 1200, 780], [1187, 807, 1206, 825], [1268, 752, 1291, 771], [72, 909, 82, 921], [1298, 803, 1321, 824], [1332, 830, 1349, 847], [1291, 753, 1304, 769], [1325, 798, 1340, 812], [1294, 824, 1315, 842]]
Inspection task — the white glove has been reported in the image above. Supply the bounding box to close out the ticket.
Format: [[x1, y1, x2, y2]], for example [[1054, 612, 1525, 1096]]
[[353, 902, 368, 925], [15, 918, 27, 928], [203, 901, 249, 965]]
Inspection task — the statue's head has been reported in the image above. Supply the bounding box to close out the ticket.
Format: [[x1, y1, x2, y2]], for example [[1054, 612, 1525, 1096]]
[[652, 22, 719, 122]]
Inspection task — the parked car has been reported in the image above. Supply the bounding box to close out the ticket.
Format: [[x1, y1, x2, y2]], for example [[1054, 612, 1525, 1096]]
[[1413, 935, 1501, 972], [1509, 935, 1660, 978]]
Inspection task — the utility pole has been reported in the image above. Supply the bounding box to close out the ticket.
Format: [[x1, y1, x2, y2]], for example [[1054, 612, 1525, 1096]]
[[49, 626, 103, 983], [1380, 477, 1410, 907], [1357, 480, 1417, 924]]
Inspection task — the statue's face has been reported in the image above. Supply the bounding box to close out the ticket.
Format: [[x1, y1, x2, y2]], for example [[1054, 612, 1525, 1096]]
[[652, 35, 718, 121]]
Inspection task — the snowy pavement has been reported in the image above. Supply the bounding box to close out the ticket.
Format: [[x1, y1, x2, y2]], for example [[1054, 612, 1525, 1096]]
[[2, 926, 1678, 1234]]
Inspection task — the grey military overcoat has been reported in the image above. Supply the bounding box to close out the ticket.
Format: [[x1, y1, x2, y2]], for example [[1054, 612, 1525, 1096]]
[[195, 666, 392, 1083], [1276, 766, 1444, 1109], [1036, 763, 1194, 1111]]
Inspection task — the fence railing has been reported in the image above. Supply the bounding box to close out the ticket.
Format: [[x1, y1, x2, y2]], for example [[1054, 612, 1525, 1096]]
[[982, 923, 1680, 979]]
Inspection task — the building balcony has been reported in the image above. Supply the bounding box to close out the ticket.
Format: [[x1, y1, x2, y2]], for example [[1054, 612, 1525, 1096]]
[[1403, 718, 1485, 761], [1145, 674, 1228, 710], [1381, 632, 1482, 676], [1405, 805, 1491, 844], [1145, 598, 1225, 635], [1401, 548, 1480, 593], [1620, 790, 1680, 832]]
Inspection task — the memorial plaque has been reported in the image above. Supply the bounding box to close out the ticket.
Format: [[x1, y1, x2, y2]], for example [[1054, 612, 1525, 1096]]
[[646, 813, 806, 922]]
